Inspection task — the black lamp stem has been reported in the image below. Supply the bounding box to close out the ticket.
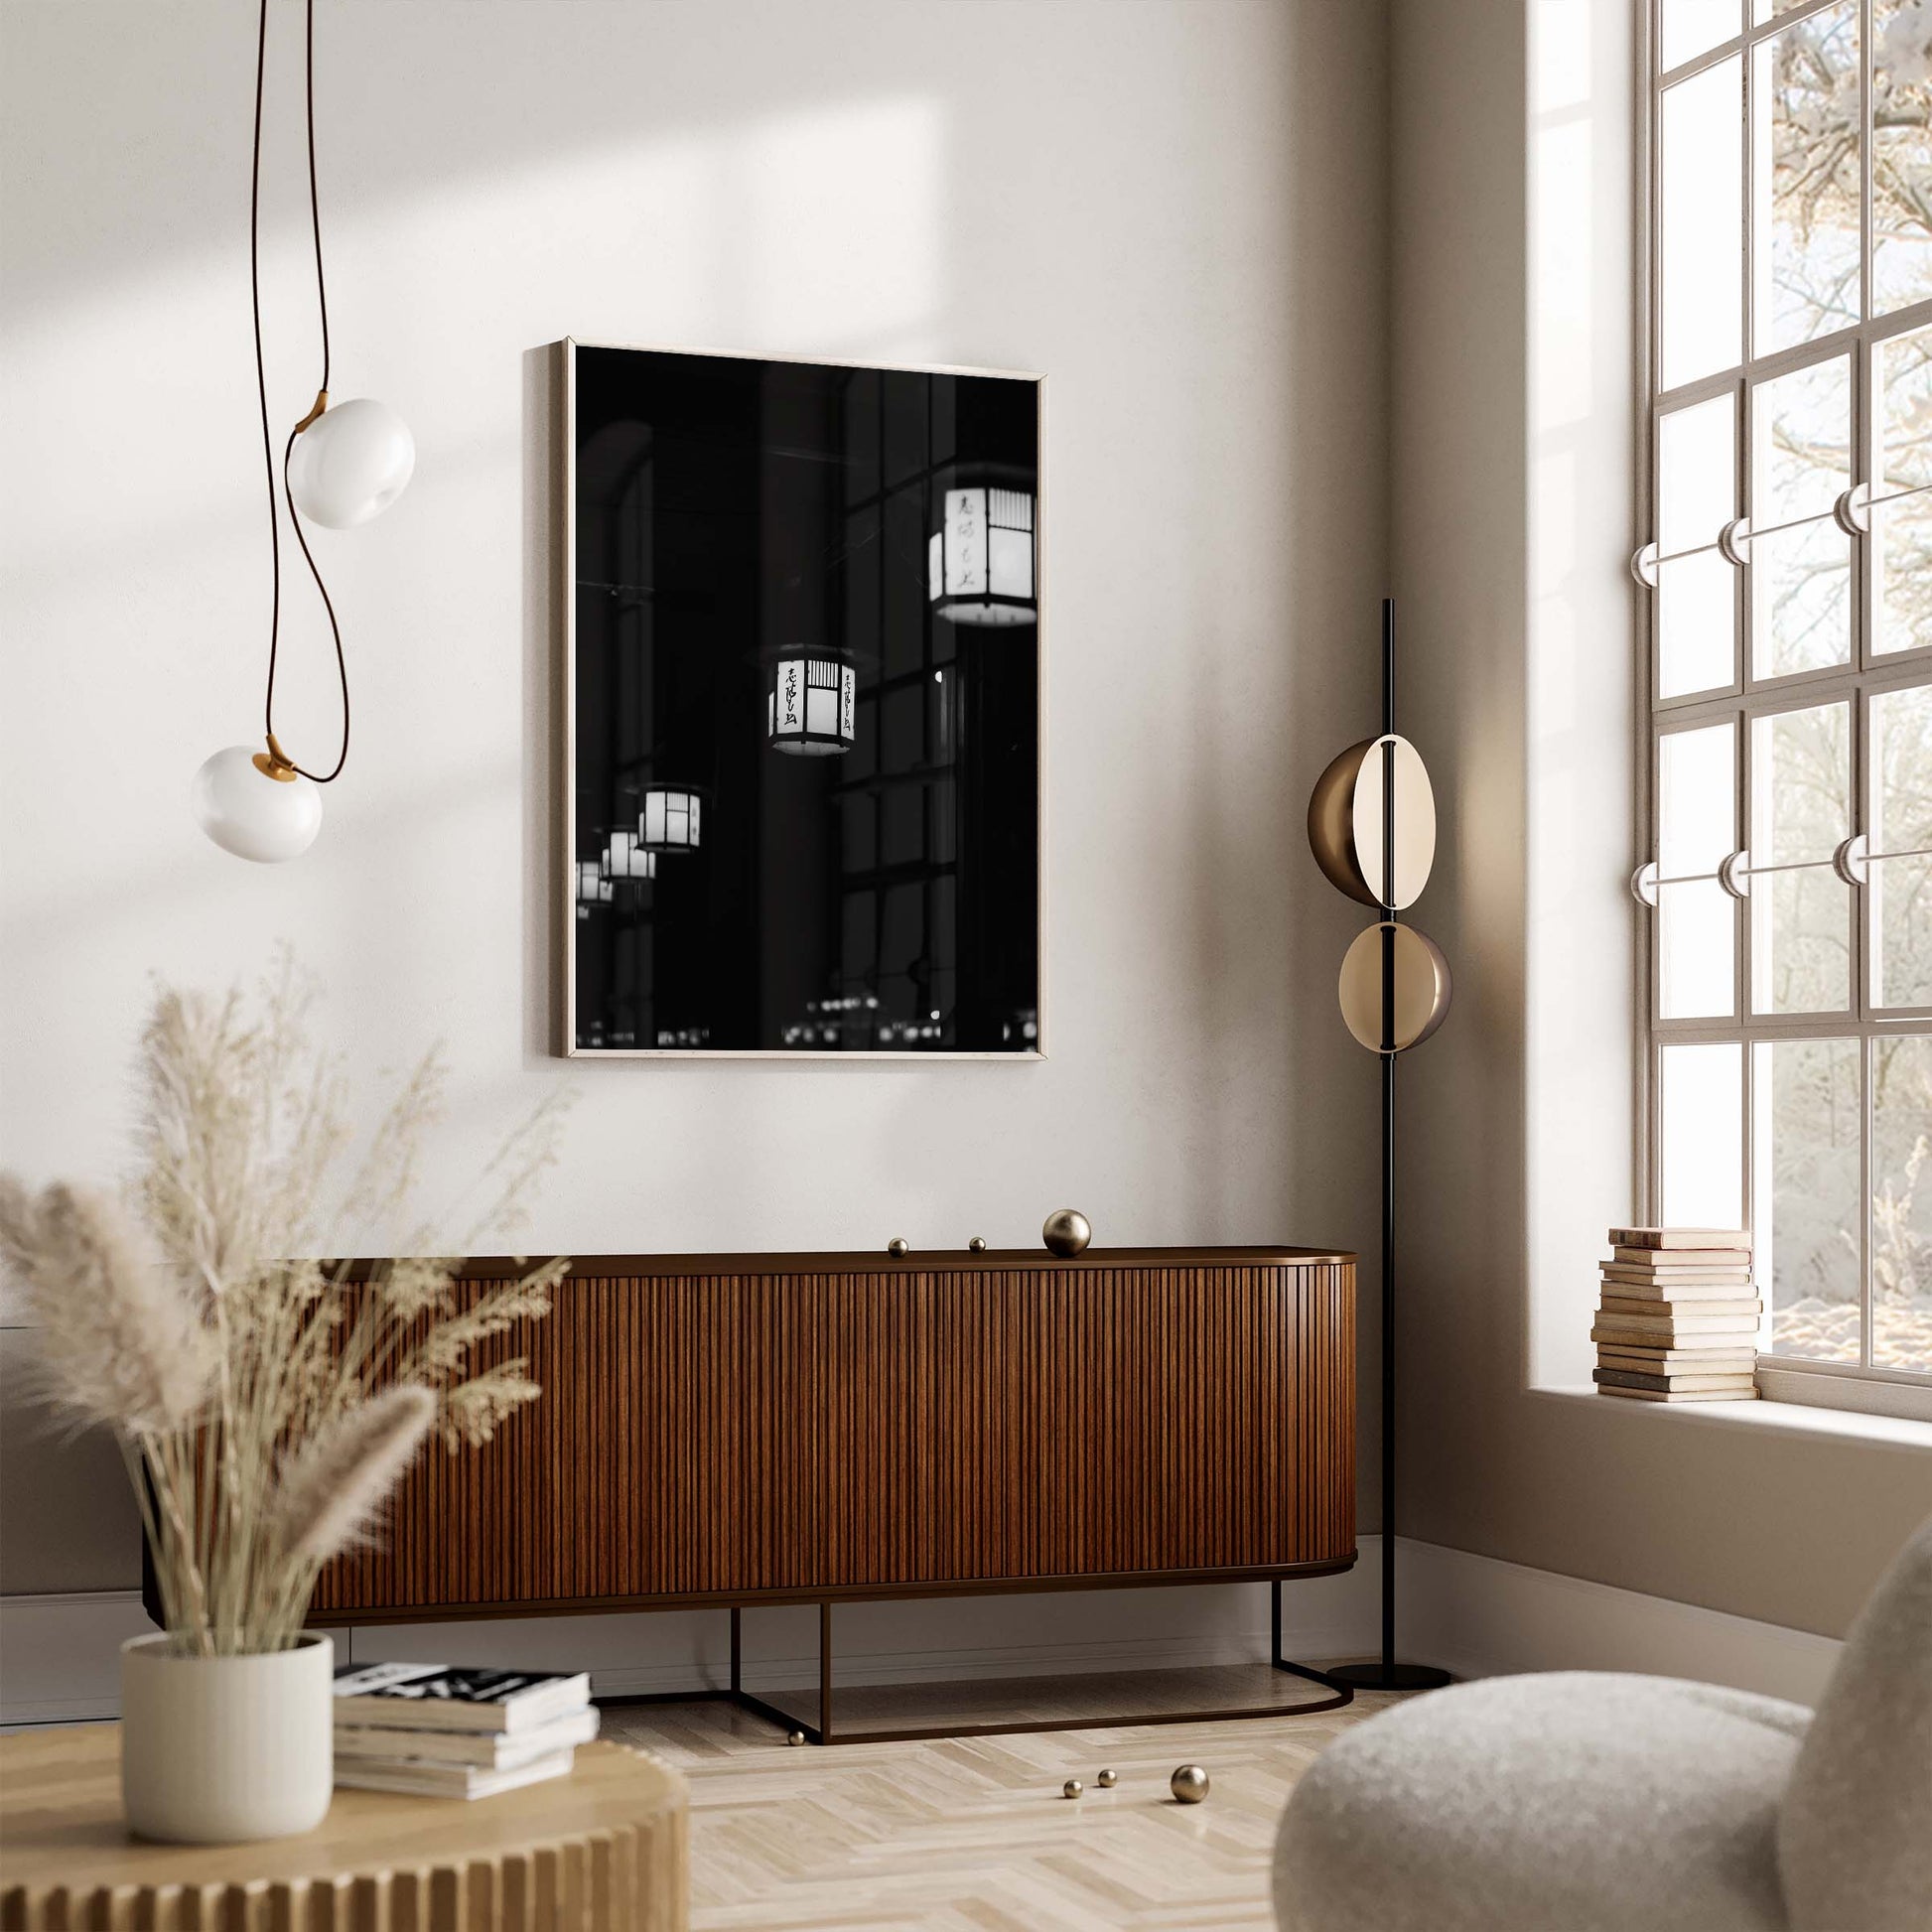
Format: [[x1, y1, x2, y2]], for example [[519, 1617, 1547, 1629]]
[[1382, 596, 1394, 739], [1325, 598, 1453, 1695], [1381, 595, 1397, 1674]]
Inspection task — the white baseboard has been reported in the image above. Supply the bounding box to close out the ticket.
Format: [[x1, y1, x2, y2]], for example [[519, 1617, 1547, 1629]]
[[1398, 1537, 1843, 1706], [0, 1566, 1376, 1724], [0, 1535, 1844, 1725], [0, 1589, 156, 1725]]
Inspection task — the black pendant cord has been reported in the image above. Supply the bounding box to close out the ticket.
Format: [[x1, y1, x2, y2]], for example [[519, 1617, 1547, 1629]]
[[252, 0, 348, 784]]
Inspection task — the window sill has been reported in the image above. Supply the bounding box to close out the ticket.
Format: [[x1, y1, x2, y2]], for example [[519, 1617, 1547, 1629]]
[[1532, 1384, 1932, 1450]]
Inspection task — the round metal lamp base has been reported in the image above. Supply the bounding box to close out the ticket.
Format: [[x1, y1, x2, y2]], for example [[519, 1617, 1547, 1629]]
[[1323, 1661, 1454, 1693]]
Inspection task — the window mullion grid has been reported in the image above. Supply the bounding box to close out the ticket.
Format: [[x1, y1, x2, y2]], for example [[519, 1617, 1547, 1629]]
[[1657, 302, 1932, 415], [1640, 0, 1659, 1226], [1735, 26, 1753, 1059], [1649, 6, 1932, 1392], [1658, 0, 1863, 91], [1856, 689, 1871, 1023], [1857, 338, 1876, 689], [1655, 1013, 1865, 1042], [1863, 1034, 1874, 1371], [1740, 8, 1757, 378], [1738, 693, 1755, 1020], [1856, 3, 1873, 1370], [1743, 1022, 1760, 1345], [1862, 0, 1874, 338], [1647, 0, 1678, 1229]]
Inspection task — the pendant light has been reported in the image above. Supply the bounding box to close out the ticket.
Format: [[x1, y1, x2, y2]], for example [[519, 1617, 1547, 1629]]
[[286, 399, 414, 529], [765, 652, 857, 756], [193, 0, 414, 864], [604, 830, 658, 880], [928, 471, 1036, 628], [638, 787, 703, 854]]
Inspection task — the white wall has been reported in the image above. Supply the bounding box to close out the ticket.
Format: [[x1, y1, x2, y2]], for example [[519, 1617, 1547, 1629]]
[[0, 0, 1392, 1595]]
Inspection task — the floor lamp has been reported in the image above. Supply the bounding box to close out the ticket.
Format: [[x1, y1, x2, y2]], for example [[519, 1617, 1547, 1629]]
[[1306, 599, 1453, 1693]]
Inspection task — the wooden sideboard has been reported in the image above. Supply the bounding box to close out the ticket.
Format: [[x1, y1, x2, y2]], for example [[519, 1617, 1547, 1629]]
[[296, 1247, 1356, 1739], [308, 1247, 1356, 1620]]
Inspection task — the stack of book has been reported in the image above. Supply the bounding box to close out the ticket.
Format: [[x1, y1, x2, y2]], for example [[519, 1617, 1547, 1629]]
[[1592, 1227, 1760, 1404], [332, 1662, 599, 1799]]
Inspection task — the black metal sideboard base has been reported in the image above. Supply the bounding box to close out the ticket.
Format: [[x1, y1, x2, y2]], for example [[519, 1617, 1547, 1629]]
[[597, 1577, 1353, 1745]]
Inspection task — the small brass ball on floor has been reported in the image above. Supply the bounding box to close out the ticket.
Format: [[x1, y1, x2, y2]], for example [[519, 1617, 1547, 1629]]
[[786, 1730, 805, 1746], [1171, 1764, 1209, 1804], [968, 1236, 987, 1252], [1042, 1208, 1091, 1257], [888, 1237, 909, 1257], [1062, 1778, 1084, 1799], [1096, 1767, 1118, 1788]]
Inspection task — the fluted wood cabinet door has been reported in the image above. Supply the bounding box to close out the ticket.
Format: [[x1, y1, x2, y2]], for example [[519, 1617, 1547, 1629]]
[[310, 1249, 1354, 1619]]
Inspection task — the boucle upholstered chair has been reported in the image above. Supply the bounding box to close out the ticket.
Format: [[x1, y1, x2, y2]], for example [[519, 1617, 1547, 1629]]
[[1273, 1512, 1932, 1932]]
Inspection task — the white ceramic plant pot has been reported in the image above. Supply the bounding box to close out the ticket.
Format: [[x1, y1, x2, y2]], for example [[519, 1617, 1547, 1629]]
[[120, 1632, 334, 1843]]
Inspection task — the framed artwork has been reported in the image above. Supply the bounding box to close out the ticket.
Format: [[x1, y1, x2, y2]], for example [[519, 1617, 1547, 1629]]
[[560, 340, 1043, 1058]]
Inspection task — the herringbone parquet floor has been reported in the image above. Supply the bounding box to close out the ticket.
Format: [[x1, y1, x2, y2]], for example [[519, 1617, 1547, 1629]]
[[604, 1665, 1399, 1931]]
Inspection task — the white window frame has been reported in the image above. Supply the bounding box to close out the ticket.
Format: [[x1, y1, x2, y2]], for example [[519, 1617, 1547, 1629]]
[[1641, 0, 1932, 1421]]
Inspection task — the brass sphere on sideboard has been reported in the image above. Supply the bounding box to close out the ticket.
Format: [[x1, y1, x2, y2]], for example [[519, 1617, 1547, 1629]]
[[1170, 1763, 1209, 1804], [1096, 1767, 1119, 1788], [1042, 1209, 1091, 1258], [1062, 1778, 1084, 1800], [888, 1237, 909, 1258], [969, 1236, 987, 1253]]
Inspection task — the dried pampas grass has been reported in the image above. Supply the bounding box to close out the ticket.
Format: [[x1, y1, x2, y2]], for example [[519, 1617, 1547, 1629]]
[[0, 954, 572, 1657], [0, 1179, 210, 1434], [275, 1388, 437, 1567]]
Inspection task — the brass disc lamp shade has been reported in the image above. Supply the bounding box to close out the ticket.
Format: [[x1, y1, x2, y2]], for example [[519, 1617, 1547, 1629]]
[[1308, 735, 1438, 910], [1307, 600, 1453, 1696], [1338, 923, 1451, 1053]]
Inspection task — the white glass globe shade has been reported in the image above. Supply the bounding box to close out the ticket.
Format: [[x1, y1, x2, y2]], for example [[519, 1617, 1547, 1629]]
[[191, 746, 323, 863], [286, 397, 415, 528]]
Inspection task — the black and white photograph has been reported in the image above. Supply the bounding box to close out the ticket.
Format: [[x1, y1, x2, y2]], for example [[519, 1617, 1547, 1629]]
[[565, 343, 1042, 1057]]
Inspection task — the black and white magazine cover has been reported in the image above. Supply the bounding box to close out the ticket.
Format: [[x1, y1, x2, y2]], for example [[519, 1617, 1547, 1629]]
[[333, 1661, 592, 1733]]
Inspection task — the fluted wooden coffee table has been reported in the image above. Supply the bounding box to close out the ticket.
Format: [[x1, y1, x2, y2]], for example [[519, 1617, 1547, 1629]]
[[0, 1728, 686, 1930]]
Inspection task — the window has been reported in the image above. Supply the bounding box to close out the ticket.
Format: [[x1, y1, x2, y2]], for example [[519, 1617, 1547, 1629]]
[[1640, 0, 1932, 1411]]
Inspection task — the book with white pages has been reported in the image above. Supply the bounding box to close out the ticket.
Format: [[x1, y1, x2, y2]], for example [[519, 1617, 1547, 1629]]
[[1607, 1248, 1752, 1269], [335, 1704, 601, 1769], [1607, 1227, 1751, 1251], [332, 1662, 591, 1733], [1598, 1296, 1762, 1319], [1596, 1348, 1758, 1372], [1598, 1269, 1755, 1292], [332, 1748, 577, 1799]]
